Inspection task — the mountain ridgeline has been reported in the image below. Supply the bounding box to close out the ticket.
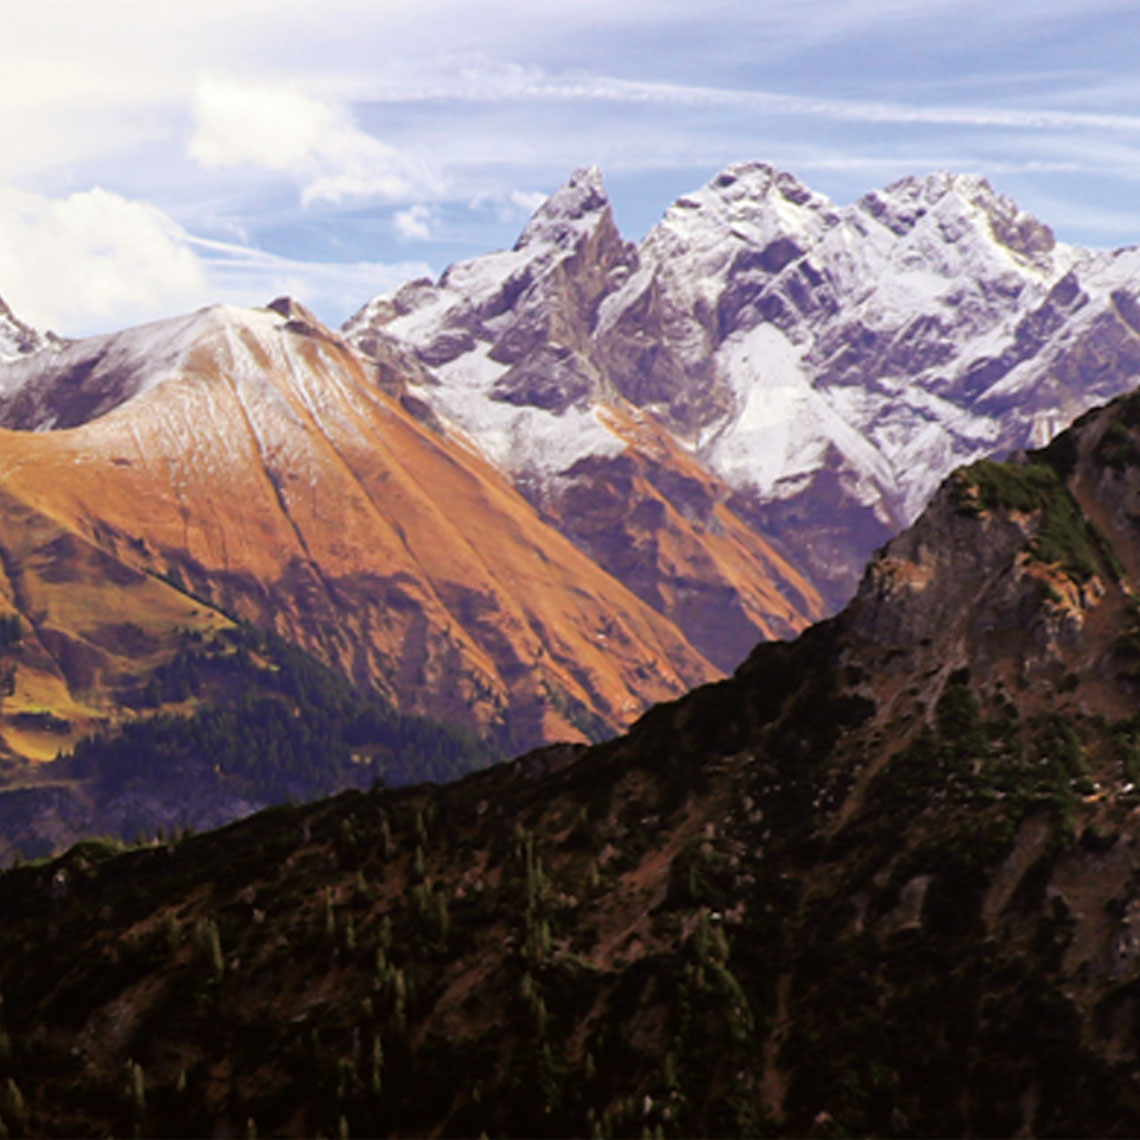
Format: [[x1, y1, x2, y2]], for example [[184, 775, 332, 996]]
[[0, 297, 717, 771], [6, 380, 1140, 1135], [346, 162, 1140, 623], [5, 162, 1140, 857]]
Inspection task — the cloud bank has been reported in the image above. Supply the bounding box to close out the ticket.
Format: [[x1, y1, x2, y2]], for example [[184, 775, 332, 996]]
[[0, 185, 429, 337], [188, 75, 443, 207]]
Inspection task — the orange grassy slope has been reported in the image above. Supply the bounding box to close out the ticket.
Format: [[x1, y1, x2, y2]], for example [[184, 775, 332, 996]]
[[0, 303, 725, 752], [0, 483, 231, 764]]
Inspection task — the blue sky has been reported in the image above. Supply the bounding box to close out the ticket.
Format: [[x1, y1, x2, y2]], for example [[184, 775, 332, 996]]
[[4, 0, 1140, 336]]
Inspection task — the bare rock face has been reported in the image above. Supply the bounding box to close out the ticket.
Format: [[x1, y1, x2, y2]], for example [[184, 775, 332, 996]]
[[347, 161, 1140, 634], [491, 345, 596, 413], [547, 429, 823, 671], [840, 395, 1140, 709], [843, 477, 1047, 666]]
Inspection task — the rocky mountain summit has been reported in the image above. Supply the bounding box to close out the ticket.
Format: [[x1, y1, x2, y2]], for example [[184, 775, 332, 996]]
[[6, 382, 1140, 1137], [346, 167, 827, 669], [0, 292, 63, 362], [347, 162, 1140, 615]]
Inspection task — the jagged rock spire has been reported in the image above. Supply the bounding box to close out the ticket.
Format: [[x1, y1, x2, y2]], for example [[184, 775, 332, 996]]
[[515, 166, 612, 251]]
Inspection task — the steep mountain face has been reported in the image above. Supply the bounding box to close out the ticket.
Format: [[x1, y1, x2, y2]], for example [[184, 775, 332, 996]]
[[7, 392, 1140, 1137], [345, 168, 826, 669], [0, 298, 717, 759], [347, 162, 1140, 614]]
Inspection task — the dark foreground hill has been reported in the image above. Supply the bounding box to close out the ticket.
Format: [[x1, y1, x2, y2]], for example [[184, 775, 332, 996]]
[[8, 390, 1140, 1136]]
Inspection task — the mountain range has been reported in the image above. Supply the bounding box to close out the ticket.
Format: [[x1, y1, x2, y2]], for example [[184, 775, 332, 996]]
[[0, 299, 713, 856], [5, 372, 1140, 1136], [4, 161, 1140, 851], [346, 162, 1140, 619]]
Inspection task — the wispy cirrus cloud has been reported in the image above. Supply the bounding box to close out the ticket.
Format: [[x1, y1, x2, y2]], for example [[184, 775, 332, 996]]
[[186, 235, 432, 323], [354, 61, 1140, 138]]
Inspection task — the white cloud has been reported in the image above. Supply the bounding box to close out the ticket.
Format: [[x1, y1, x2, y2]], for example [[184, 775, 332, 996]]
[[0, 186, 211, 334], [393, 205, 435, 242], [0, 185, 428, 338], [187, 76, 335, 171], [0, 1, 1133, 196], [188, 74, 443, 207]]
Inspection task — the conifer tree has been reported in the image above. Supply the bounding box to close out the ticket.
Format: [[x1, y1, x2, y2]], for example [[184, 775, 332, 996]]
[[370, 1035, 383, 1098], [1, 1079, 24, 1136], [194, 918, 224, 982]]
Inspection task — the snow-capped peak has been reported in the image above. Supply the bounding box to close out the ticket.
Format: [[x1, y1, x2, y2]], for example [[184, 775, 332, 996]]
[[858, 171, 1057, 267], [0, 299, 349, 432], [343, 164, 632, 377], [515, 165, 611, 252], [706, 160, 819, 207], [345, 158, 1139, 621], [0, 293, 63, 363], [660, 161, 837, 234]]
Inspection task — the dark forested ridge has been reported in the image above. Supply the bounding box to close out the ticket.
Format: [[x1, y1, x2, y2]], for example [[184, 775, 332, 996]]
[[10, 393, 1140, 1136], [3, 616, 1140, 1138], [59, 624, 497, 799]]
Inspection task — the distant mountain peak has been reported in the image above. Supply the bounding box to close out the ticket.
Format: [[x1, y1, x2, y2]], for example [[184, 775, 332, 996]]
[[515, 164, 612, 251], [345, 156, 1140, 627], [860, 170, 1056, 262], [266, 295, 320, 322], [657, 161, 840, 252], [707, 160, 816, 205], [0, 293, 64, 363]]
